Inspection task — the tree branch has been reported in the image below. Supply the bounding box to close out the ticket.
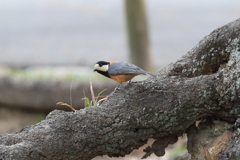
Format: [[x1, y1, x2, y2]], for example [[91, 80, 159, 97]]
[[0, 78, 115, 111], [1, 18, 240, 160]]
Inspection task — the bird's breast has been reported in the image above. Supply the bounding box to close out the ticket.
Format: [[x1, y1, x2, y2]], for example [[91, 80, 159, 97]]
[[109, 74, 137, 84]]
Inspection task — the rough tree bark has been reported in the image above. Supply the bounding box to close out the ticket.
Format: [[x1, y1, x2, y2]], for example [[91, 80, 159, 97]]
[[1, 18, 240, 160]]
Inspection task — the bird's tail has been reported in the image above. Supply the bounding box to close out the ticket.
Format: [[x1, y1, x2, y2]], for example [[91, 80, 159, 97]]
[[145, 72, 156, 77]]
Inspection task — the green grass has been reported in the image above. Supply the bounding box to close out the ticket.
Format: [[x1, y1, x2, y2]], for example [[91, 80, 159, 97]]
[[82, 80, 107, 107], [37, 113, 47, 122], [57, 80, 107, 111]]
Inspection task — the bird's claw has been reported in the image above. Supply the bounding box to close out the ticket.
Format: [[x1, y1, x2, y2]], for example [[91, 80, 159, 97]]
[[114, 85, 121, 91]]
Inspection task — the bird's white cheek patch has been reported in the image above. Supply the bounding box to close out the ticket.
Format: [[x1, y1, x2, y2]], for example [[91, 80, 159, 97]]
[[100, 65, 109, 72], [94, 64, 109, 72]]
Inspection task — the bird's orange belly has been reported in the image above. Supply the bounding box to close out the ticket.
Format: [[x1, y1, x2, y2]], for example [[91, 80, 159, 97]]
[[109, 74, 137, 84]]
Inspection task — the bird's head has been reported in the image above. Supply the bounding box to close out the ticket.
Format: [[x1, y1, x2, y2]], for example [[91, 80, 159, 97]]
[[94, 61, 110, 72]]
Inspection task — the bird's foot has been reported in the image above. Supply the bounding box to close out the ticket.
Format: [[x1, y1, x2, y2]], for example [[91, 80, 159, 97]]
[[114, 85, 121, 91], [127, 80, 138, 85], [128, 80, 132, 84]]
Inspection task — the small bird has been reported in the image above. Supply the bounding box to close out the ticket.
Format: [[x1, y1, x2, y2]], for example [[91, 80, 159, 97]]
[[94, 61, 155, 84]]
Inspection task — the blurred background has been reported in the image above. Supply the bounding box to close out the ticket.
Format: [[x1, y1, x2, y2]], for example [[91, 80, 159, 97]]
[[0, 0, 240, 159]]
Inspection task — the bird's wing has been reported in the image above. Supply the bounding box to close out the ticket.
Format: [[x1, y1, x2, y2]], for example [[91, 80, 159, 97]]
[[108, 61, 151, 75]]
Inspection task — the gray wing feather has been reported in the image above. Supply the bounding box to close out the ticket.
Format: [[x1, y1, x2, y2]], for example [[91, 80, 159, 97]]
[[108, 61, 154, 76]]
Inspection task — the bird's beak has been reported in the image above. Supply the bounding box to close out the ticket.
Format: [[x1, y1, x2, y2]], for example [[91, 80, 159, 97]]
[[93, 64, 99, 72]]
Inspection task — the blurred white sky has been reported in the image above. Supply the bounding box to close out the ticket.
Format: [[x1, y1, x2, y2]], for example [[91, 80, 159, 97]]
[[0, 0, 239, 67]]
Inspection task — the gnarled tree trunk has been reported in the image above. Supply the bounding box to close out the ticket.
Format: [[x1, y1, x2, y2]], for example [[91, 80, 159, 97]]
[[1, 18, 240, 160]]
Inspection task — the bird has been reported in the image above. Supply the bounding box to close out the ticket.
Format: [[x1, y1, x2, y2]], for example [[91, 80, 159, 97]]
[[93, 61, 155, 84]]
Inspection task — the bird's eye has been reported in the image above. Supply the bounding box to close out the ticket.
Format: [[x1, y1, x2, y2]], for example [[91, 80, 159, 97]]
[[99, 64, 103, 67]]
